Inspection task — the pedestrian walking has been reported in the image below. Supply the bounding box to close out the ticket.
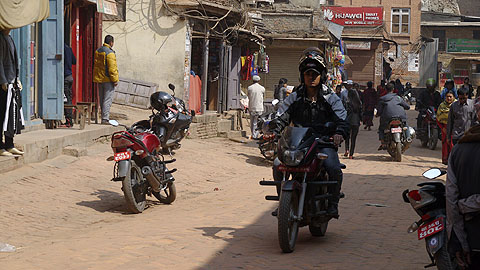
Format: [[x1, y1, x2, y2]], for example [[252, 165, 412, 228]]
[[335, 85, 342, 98], [63, 43, 76, 127], [436, 90, 455, 165], [377, 80, 387, 97], [447, 87, 476, 145], [247, 75, 265, 139], [93, 35, 119, 124], [0, 28, 24, 157], [395, 79, 405, 96], [343, 81, 362, 159], [459, 77, 474, 99], [441, 79, 458, 100], [445, 98, 480, 269], [274, 78, 288, 103], [362, 81, 377, 130]]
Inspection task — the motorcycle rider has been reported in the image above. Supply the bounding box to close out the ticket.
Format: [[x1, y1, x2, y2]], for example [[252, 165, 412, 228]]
[[376, 82, 410, 150], [416, 78, 442, 132], [269, 47, 349, 216], [446, 98, 480, 269], [441, 79, 458, 100]]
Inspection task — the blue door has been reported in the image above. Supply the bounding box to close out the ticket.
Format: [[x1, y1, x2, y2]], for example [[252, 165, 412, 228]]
[[38, 0, 63, 120], [11, 26, 32, 123]]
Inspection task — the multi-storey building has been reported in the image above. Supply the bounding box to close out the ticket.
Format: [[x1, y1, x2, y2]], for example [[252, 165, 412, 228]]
[[317, 0, 423, 86]]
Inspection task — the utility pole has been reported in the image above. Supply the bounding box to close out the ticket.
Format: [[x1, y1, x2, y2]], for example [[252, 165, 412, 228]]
[[201, 27, 209, 114]]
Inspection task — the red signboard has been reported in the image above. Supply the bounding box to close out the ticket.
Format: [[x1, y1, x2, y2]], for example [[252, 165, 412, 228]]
[[322, 7, 383, 26]]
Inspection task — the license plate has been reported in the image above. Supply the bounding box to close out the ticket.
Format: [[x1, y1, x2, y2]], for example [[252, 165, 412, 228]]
[[418, 217, 444, 240], [391, 127, 402, 133], [114, 151, 131, 161]]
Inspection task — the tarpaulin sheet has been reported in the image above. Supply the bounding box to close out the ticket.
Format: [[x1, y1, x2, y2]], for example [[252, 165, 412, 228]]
[[0, 0, 50, 30]]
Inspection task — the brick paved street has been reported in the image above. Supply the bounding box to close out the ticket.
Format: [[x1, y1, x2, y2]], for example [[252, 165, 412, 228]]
[[0, 110, 446, 270]]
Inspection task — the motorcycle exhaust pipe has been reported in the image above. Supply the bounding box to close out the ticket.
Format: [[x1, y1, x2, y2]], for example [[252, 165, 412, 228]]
[[141, 166, 161, 192]]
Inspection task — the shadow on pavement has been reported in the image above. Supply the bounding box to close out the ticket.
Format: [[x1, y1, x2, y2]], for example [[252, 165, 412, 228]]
[[76, 189, 165, 214], [237, 153, 273, 167], [194, 172, 433, 270]]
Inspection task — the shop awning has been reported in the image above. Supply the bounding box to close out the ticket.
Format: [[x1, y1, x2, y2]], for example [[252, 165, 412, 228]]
[[0, 0, 50, 30], [86, 0, 118, 16]]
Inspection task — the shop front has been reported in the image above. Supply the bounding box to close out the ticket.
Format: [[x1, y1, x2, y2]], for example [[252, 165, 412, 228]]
[[322, 6, 386, 86], [438, 38, 480, 88], [343, 40, 381, 86]]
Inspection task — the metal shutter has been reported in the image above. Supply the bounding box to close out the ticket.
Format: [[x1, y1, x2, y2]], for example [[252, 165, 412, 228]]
[[261, 48, 304, 99], [346, 49, 375, 85]]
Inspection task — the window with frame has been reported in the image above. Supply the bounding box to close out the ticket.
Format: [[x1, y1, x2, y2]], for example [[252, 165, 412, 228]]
[[391, 8, 410, 34], [433, 30, 446, 51]]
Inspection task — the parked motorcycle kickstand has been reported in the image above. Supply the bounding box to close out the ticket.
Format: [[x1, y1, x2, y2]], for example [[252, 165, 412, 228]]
[[424, 251, 436, 268]]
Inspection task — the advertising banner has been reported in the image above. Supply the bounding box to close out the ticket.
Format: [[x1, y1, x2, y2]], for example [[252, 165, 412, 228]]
[[322, 7, 383, 26], [447, 39, 480, 54]]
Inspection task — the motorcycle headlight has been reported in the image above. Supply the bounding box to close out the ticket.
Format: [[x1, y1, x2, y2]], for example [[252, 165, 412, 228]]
[[283, 149, 306, 166]]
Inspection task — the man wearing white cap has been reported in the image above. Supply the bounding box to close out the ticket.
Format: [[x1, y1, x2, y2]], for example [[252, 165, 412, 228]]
[[247, 75, 265, 139]]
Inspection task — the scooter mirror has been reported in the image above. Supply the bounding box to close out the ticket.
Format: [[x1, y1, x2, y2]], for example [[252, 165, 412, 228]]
[[109, 120, 119, 127], [422, 168, 442, 179], [168, 83, 175, 91]]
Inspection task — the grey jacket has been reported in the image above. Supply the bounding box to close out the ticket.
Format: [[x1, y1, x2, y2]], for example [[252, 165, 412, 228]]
[[0, 33, 18, 85], [377, 93, 409, 128], [447, 99, 476, 141]]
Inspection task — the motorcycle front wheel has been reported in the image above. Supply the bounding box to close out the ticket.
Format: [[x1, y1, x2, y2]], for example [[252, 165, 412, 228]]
[[428, 127, 438, 150], [122, 162, 147, 213], [278, 190, 299, 253]]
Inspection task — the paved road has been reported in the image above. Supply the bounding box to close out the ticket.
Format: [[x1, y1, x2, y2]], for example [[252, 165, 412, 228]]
[[0, 110, 447, 270]]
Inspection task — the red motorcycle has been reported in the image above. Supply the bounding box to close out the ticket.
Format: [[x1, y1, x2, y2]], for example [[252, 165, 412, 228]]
[[107, 120, 177, 213]]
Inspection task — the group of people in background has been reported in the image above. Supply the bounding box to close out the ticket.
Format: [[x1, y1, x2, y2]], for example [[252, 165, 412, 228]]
[[333, 76, 479, 163]]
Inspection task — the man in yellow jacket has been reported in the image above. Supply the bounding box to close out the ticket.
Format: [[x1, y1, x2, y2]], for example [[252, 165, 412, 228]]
[[93, 35, 118, 124]]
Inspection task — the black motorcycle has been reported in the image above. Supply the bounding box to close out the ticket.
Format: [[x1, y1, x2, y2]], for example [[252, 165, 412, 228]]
[[417, 104, 439, 150], [402, 168, 458, 270], [260, 126, 346, 253], [382, 117, 415, 162], [132, 84, 193, 153], [256, 112, 278, 161]]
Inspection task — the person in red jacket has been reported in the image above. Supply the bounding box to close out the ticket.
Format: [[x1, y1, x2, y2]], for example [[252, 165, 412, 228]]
[[377, 80, 387, 97]]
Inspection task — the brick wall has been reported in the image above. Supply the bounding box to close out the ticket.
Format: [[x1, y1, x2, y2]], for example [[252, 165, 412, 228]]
[[422, 26, 479, 41]]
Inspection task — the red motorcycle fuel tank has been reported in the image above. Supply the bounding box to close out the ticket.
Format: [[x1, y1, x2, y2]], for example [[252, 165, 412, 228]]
[[135, 132, 161, 153]]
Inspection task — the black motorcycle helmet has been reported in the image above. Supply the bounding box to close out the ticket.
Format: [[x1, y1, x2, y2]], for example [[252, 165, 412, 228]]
[[150, 91, 174, 111], [298, 47, 327, 84]]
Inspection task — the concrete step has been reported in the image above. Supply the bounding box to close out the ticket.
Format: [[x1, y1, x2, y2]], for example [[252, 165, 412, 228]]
[[0, 124, 122, 173]]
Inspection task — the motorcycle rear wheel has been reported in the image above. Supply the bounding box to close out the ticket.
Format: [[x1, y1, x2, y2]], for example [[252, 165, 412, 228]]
[[152, 181, 176, 204], [433, 247, 458, 270], [122, 162, 147, 213], [278, 190, 299, 253], [395, 142, 402, 162], [309, 223, 328, 237]]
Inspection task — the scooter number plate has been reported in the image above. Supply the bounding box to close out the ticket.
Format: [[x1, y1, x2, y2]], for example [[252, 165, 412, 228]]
[[114, 151, 131, 161], [418, 217, 444, 240], [391, 127, 402, 133]]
